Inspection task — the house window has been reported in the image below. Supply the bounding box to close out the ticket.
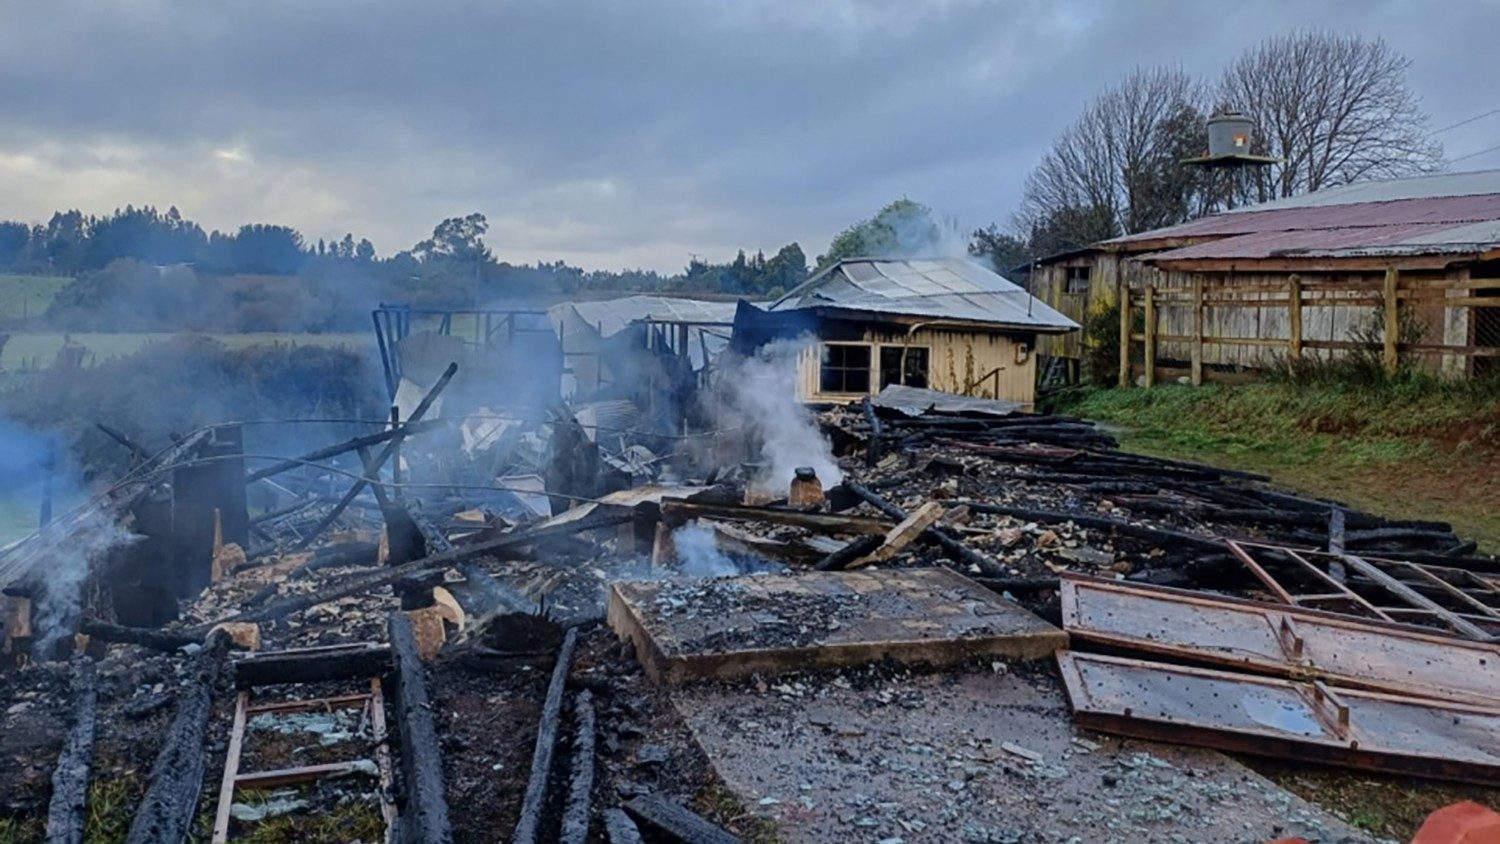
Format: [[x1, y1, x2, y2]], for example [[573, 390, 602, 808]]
[[819, 343, 871, 394], [1065, 265, 1090, 294], [879, 346, 930, 389]]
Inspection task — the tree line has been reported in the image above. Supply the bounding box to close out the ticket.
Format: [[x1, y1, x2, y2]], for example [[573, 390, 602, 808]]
[[1009, 29, 1443, 260]]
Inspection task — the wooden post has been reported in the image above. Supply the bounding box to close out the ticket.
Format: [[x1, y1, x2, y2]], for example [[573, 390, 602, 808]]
[[1143, 284, 1156, 388], [1383, 268, 1400, 376], [1190, 276, 1204, 386], [1118, 286, 1131, 387], [1288, 274, 1303, 364]]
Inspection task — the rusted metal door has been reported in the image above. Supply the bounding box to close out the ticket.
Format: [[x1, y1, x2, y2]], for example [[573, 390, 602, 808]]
[[1061, 573, 1500, 706]]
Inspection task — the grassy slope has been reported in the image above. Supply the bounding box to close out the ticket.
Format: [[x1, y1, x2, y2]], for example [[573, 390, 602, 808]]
[[1048, 382, 1500, 553], [0, 274, 70, 320]]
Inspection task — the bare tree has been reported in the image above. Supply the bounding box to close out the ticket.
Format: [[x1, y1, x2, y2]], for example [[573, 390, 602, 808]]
[[1015, 66, 1209, 255], [1219, 30, 1442, 198]]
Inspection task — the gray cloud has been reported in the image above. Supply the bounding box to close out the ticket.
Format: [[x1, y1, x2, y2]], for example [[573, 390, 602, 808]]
[[1, 0, 1497, 272]]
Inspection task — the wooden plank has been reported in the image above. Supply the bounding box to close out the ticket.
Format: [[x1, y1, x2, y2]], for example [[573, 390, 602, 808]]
[[1143, 284, 1156, 387], [609, 569, 1065, 685], [388, 612, 454, 844], [1191, 275, 1204, 385], [235, 761, 368, 789], [245, 693, 371, 715], [210, 692, 248, 844], [623, 795, 743, 844], [368, 679, 398, 839], [659, 499, 891, 536], [1118, 285, 1130, 387], [44, 661, 98, 844], [1288, 274, 1302, 362], [853, 502, 945, 567], [1383, 268, 1400, 375]]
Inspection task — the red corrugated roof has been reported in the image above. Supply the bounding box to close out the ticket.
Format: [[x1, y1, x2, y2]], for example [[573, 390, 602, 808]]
[[1108, 193, 1500, 246], [1145, 223, 1468, 261]]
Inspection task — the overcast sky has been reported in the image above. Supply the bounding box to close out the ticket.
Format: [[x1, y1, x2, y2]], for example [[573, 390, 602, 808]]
[[1, 1, 1497, 272]]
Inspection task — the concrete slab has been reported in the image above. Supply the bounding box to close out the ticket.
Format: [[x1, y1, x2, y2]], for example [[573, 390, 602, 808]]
[[608, 568, 1065, 684], [673, 665, 1381, 843]]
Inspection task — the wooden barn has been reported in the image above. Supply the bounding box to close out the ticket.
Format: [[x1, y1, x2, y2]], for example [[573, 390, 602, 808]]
[[731, 257, 1078, 409], [1029, 169, 1500, 385]]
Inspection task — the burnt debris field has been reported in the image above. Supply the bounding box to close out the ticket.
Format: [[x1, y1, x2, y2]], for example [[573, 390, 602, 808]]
[[1, 329, 1498, 844]]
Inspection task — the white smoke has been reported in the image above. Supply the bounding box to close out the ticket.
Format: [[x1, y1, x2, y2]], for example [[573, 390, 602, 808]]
[[713, 337, 841, 493], [671, 523, 738, 578], [30, 507, 141, 656]]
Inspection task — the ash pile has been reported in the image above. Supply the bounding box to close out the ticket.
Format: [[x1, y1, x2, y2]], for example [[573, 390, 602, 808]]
[[0, 365, 1496, 842]]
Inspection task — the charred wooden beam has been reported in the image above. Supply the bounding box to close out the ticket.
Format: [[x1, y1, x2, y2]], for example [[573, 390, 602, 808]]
[[843, 481, 1003, 576], [812, 535, 884, 571], [622, 795, 743, 844], [233, 644, 392, 688], [95, 422, 147, 463], [659, 499, 890, 536], [511, 627, 580, 844], [244, 419, 443, 483], [388, 613, 454, 844], [974, 576, 1062, 593], [44, 660, 98, 844], [78, 619, 199, 653], [603, 809, 644, 844], [213, 507, 629, 629], [125, 631, 230, 844], [861, 398, 882, 468], [559, 688, 596, 844], [296, 363, 457, 550], [956, 501, 1227, 553]]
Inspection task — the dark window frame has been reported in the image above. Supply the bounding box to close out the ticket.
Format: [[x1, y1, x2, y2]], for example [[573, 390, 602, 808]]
[[819, 342, 872, 394], [879, 345, 930, 390], [1065, 265, 1090, 294]]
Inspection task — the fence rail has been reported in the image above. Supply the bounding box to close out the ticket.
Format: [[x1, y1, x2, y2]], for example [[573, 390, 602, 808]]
[[1118, 270, 1500, 387]]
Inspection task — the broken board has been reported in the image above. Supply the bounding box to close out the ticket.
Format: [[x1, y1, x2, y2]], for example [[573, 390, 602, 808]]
[[608, 567, 1065, 684]]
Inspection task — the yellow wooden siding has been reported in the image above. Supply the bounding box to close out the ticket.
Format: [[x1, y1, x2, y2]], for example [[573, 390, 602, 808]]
[[795, 327, 1037, 407]]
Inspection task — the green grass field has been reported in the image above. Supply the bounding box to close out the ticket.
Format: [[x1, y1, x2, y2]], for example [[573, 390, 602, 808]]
[[0, 273, 71, 320], [1048, 382, 1500, 553], [0, 331, 368, 371]]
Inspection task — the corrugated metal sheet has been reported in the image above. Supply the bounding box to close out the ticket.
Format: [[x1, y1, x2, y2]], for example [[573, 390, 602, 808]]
[[552, 296, 739, 338], [1221, 168, 1500, 212], [771, 258, 1078, 333]]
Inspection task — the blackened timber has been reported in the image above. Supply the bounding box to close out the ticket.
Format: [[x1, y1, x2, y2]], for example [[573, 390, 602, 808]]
[[813, 535, 884, 571], [843, 481, 1003, 576], [244, 419, 444, 483], [622, 795, 744, 844], [956, 501, 1227, 553], [974, 576, 1062, 593], [388, 613, 454, 844], [511, 627, 580, 844], [296, 362, 457, 550], [862, 398, 882, 468], [559, 688, 596, 844], [233, 644, 392, 688], [659, 499, 891, 536], [125, 631, 230, 844], [79, 619, 199, 653], [217, 506, 629, 629], [95, 423, 147, 463], [44, 660, 97, 844], [603, 809, 644, 844]]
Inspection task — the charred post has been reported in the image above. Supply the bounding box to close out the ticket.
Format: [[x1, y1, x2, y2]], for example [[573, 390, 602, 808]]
[[388, 612, 454, 844], [511, 627, 580, 844], [44, 659, 98, 844], [622, 795, 744, 844], [125, 630, 230, 844], [559, 688, 596, 844]]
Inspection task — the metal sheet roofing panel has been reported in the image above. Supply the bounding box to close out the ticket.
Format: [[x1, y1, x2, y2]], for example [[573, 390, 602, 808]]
[[771, 257, 1078, 333]]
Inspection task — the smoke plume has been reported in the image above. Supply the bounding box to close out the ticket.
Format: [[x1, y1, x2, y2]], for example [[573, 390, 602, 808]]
[[711, 337, 841, 493]]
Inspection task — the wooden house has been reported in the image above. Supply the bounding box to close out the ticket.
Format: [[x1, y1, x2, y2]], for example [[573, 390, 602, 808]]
[[731, 257, 1078, 409], [1029, 169, 1500, 384]]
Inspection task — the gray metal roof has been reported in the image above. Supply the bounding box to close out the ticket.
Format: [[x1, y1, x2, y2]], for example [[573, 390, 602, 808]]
[[768, 257, 1078, 333], [551, 295, 739, 337]]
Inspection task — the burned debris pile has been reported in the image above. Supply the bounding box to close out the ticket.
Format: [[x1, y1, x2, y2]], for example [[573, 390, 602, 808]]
[[0, 361, 1496, 842]]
